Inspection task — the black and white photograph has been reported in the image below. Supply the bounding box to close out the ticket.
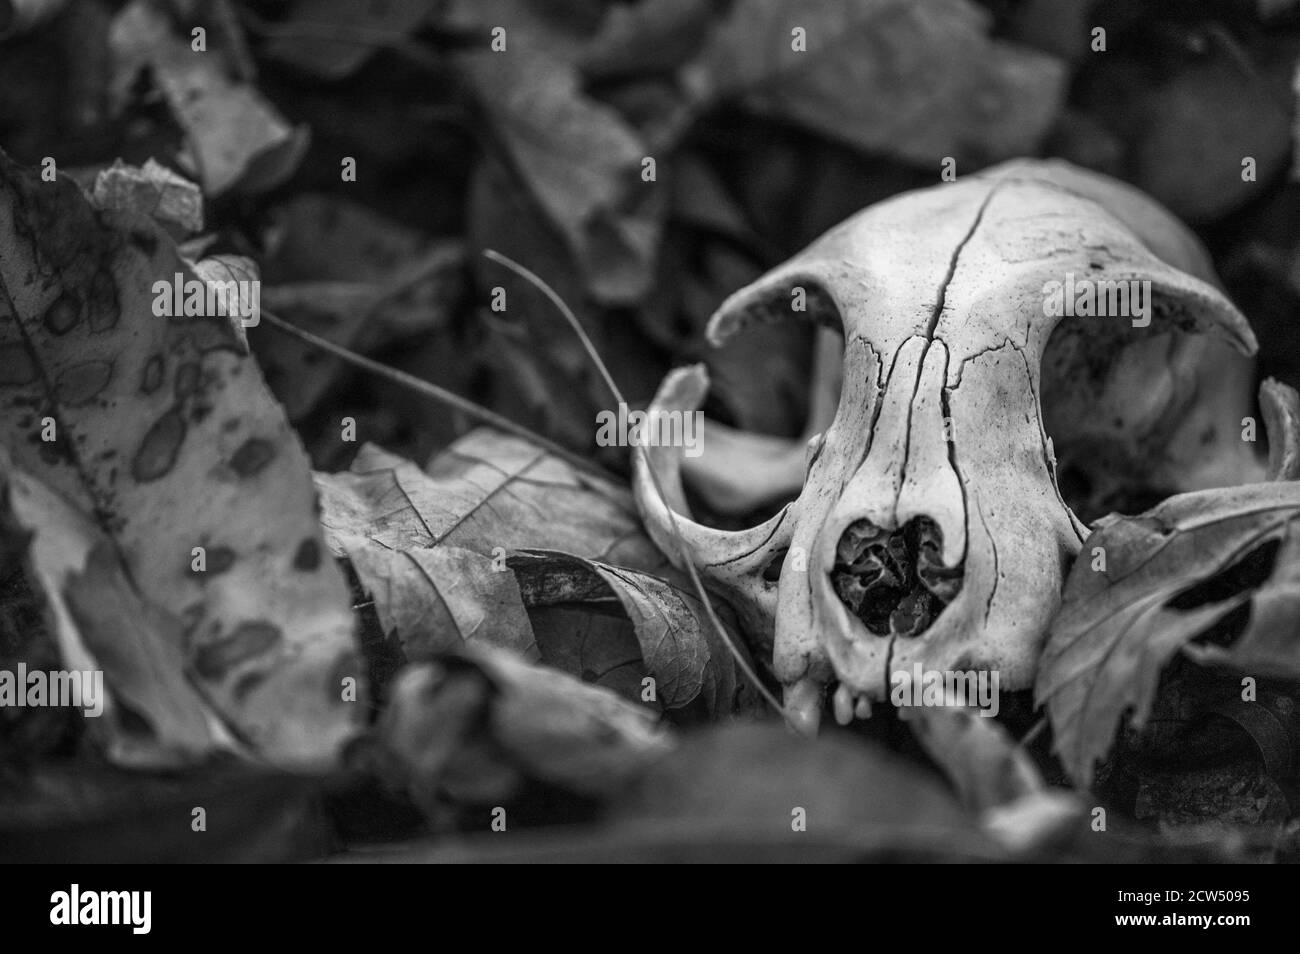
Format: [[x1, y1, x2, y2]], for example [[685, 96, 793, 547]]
[[0, 0, 1297, 908]]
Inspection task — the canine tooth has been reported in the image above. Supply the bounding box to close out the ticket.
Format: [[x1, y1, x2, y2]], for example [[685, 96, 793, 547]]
[[783, 677, 825, 736]]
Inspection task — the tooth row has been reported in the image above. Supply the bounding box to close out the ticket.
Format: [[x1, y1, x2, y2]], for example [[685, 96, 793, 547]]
[[832, 684, 872, 725]]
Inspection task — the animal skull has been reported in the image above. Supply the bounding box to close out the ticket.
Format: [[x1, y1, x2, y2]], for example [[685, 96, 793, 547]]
[[633, 159, 1264, 732]]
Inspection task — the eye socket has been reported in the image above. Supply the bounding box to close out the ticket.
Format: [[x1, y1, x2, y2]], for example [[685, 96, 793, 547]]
[[678, 281, 846, 531], [702, 281, 844, 439], [1039, 318, 1186, 523]]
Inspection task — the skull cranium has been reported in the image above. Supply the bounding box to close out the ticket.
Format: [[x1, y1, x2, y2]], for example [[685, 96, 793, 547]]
[[633, 159, 1264, 732]]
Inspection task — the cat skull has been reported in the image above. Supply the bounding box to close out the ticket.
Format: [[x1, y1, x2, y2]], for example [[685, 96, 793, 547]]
[[633, 160, 1262, 732]]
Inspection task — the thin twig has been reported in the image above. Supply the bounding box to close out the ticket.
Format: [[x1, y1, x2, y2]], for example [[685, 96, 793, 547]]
[[483, 250, 788, 720], [257, 307, 619, 482]]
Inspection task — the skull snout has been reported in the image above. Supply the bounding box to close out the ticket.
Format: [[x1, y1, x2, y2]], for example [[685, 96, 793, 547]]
[[831, 515, 964, 640]]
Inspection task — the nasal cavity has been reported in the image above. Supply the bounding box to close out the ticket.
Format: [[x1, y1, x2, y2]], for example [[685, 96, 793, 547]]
[[831, 517, 963, 638]]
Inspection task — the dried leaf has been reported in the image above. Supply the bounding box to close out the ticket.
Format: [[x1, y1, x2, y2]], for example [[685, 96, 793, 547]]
[[0, 148, 362, 770], [458, 47, 665, 304], [1261, 377, 1300, 479], [330, 533, 538, 663], [186, 253, 260, 348], [316, 434, 668, 572], [1077, 50, 1291, 224], [1037, 482, 1300, 785], [482, 646, 667, 796], [313, 436, 745, 713], [904, 704, 1044, 811], [0, 449, 225, 766], [90, 159, 204, 234], [259, 0, 432, 80], [109, 0, 308, 196], [314, 434, 671, 677], [579, 0, 715, 81], [376, 646, 670, 810], [678, 0, 1067, 166], [526, 604, 648, 707], [1187, 524, 1300, 675], [902, 701, 1082, 852], [508, 549, 751, 714]]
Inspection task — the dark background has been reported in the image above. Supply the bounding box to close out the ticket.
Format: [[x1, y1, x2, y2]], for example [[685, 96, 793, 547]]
[[3, 0, 1297, 474]]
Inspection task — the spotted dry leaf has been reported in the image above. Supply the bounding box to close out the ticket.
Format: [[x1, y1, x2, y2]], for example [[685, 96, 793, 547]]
[[0, 148, 362, 771], [0, 448, 226, 767]]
